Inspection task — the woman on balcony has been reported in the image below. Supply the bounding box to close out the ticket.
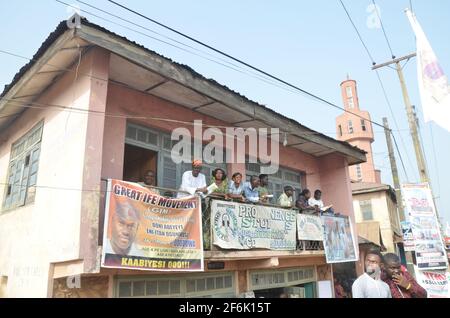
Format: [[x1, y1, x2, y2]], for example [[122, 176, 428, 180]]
[[226, 172, 245, 202], [209, 168, 228, 197]]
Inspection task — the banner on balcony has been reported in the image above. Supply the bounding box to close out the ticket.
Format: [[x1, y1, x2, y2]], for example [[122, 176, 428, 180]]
[[297, 214, 324, 241], [101, 179, 203, 272], [402, 183, 448, 270], [414, 267, 449, 298], [321, 215, 358, 264], [211, 200, 297, 250]]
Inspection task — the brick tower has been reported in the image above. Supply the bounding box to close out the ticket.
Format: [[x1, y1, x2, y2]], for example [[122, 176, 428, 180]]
[[336, 76, 381, 183]]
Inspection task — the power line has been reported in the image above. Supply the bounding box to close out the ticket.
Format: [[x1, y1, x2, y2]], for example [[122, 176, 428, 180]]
[[55, 0, 299, 95], [338, 0, 413, 182], [374, 70, 416, 176], [371, 0, 395, 59], [58, 0, 387, 119], [0, 96, 410, 137], [338, 0, 376, 64], [391, 132, 410, 181], [103, 0, 387, 129]]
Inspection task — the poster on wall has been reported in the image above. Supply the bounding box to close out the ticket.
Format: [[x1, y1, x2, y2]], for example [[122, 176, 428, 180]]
[[321, 215, 358, 264], [402, 183, 448, 270], [401, 221, 415, 252], [297, 214, 324, 241], [101, 179, 204, 271], [414, 267, 449, 298], [211, 200, 297, 250]]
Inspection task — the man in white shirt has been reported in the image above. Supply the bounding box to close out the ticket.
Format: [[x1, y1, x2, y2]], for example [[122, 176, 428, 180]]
[[352, 249, 392, 298], [177, 159, 208, 198], [309, 189, 334, 213]]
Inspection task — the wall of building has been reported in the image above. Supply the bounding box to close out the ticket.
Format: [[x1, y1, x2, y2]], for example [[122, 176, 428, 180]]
[[100, 82, 325, 189], [0, 48, 108, 297], [352, 191, 397, 253]]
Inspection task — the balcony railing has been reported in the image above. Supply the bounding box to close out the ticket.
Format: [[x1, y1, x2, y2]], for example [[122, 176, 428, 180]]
[[98, 181, 324, 256], [202, 194, 324, 253]]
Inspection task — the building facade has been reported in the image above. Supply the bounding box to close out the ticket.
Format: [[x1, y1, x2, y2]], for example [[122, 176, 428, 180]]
[[0, 20, 366, 298]]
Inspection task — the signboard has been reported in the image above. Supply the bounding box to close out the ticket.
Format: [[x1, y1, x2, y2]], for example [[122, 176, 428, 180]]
[[414, 267, 449, 298], [211, 200, 297, 250], [402, 183, 448, 270], [321, 215, 358, 264], [401, 221, 415, 252], [101, 179, 203, 271], [297, 214, 324, 241]]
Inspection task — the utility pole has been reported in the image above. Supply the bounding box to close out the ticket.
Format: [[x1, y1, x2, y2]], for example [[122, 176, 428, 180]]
[[383, 117, 415, 270], [382, 117, 405, 222], [372, 53, 429, 183], [374, 55, 446, 272]]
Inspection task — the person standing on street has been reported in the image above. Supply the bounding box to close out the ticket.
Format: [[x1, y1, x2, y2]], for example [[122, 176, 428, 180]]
[[382, 253, 427, 298], [352, 249, 391, 298]]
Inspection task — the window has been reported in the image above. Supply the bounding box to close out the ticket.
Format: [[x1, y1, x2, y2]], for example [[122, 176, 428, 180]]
[[250, 267, 315, 291], [348, 120, 353, 134], [348, 97, 354, 109], [338, 125, 343, 137], [125, 123, 227, 193], [346, 86, 353, 98], [245, 160, 303, 203], [3, 122, 43, 210], [116, 273, 235, 298], [360, 200, 373, 221], [356, 164, 362, 181], [361, 119, 366, 131]]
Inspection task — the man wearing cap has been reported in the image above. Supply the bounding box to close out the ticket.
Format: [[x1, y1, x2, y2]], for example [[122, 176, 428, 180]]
[[177, 159, 208, 198], [104, 202, 143, 256]]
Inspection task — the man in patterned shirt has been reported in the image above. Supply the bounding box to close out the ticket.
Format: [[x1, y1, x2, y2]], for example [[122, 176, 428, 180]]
[[382, 253, 427, 298]]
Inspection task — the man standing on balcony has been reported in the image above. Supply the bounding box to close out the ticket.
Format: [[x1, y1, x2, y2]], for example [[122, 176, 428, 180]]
[[243, 175, 260, 203], [296, 189, 319, 214], [277, 186, 294, 208], [257, 174, 271, 203], [138, 169, 160, 195], [177, 159, 208, 198]]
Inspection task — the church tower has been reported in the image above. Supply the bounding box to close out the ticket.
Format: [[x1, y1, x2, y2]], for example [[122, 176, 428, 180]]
[[336, 76, 381, 183]]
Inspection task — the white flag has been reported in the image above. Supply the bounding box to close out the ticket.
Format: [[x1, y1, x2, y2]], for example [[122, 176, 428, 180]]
[[406, 9, 450, 132]]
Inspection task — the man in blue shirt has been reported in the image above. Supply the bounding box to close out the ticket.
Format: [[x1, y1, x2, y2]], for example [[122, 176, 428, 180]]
[[243, 175, 260, 203]]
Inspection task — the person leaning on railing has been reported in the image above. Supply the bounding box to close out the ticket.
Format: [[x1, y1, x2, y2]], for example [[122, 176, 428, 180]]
[[295, 189, 320, 214], [137, 169, 160, 195], [209, 168, 228, 197], [257, 174, 271, 203], [177, 159, 208, 198], [277, 185, 294, 208], [226, 172, 245, 202], [243, 175, 260, 203]]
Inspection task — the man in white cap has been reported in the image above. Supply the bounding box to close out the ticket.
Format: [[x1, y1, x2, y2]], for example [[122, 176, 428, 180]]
[[177, 159, 208, 198], [104, 202, 143, 256]]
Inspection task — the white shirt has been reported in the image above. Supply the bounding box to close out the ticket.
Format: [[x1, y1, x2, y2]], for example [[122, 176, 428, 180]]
[[308, 197, 324, 209], [177, 171, 207, 198], [352, 273, 392, 298]]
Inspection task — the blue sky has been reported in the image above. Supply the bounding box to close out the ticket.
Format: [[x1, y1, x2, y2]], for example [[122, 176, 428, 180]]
[[1, 1, 449, 224]]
